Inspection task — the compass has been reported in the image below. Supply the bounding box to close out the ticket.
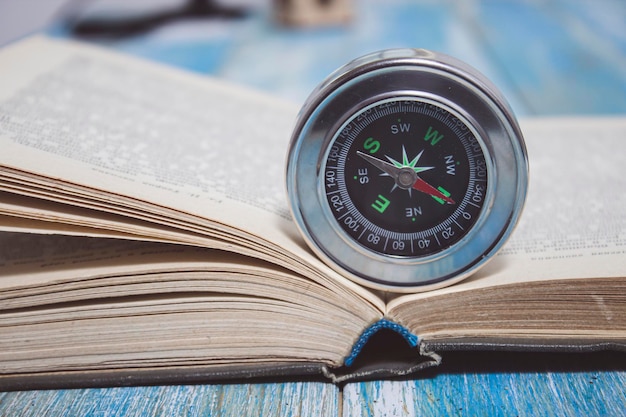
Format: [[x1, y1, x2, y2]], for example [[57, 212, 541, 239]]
[[286, 49, 528, 292]]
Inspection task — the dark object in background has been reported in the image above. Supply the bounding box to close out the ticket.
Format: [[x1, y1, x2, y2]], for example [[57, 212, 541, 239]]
[[67, 0, 248, 39]]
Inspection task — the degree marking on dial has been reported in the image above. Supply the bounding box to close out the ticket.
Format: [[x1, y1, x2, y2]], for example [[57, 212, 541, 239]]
[[336, 211, 350, 221]]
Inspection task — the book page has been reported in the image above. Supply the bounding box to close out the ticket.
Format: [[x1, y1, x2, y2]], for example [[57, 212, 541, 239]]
[[390, 117, 626, 308], [0, 232, 380, 373], [0, 36, 294, 221], [0, 36, 383, 310]]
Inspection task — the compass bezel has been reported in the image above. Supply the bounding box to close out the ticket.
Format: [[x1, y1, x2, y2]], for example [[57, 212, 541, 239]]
[[286, 49, 528, 292]]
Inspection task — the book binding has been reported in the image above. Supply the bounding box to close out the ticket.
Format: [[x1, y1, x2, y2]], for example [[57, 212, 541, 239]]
[[322, 319, 442, 384]]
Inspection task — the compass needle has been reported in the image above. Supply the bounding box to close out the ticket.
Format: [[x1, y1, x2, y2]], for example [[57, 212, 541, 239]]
[[357, 150, 402, 178], [412, 177, 455, 204]]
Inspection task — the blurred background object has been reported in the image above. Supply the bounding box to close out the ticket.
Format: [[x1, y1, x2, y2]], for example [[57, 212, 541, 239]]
[[275, 0, 352, 27], [1, 0, 625, 115], [66, 0, 249, 38]]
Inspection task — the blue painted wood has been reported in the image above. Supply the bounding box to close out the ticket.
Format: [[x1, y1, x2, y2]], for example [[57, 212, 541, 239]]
[[344, 371, 626, 416], [471, 0, 626, 115], [48, 0, 626, 115], [0, 382, 339, 417]]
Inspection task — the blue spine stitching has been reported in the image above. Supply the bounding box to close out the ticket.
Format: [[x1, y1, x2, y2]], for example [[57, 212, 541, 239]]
[[344, 318, 419, 367]]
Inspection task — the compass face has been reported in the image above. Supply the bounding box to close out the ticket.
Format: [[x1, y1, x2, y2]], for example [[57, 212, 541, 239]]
[[322, 98, 487, 258]]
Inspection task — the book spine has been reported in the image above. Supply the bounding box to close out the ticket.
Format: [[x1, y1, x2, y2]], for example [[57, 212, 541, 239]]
[[344, 318, 419, 366]]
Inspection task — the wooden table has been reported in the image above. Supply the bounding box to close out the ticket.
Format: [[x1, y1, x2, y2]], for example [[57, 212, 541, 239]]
[[2, 368, 625, 415], [1, 0, 625, 414]]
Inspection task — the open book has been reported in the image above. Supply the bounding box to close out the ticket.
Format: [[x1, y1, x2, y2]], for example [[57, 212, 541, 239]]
[[1, 36, 624, 389]]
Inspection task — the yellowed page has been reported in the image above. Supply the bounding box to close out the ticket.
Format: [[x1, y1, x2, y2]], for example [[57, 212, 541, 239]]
[[0, 36, 383, 312], [390, 117, 626, 310], [0, 233, 381, 373], [0, 36, 295, 245]]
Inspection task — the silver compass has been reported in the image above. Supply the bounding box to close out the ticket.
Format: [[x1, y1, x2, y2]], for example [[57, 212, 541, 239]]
[[286, 49, 528, 292]]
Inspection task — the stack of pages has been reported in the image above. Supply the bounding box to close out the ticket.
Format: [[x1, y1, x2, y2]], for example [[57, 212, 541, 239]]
[[0, 36, 624, 389]]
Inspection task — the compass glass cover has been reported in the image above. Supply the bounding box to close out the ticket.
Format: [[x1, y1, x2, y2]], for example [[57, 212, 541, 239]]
[[322, 97, 487, 258]]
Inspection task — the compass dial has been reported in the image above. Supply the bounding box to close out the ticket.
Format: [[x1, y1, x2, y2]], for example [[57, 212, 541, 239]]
[[323, 98, 486, 257], [286, 48, 528, 292]]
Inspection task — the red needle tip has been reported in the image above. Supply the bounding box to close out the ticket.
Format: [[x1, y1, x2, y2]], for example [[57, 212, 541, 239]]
[[412, 178, 455, 204]]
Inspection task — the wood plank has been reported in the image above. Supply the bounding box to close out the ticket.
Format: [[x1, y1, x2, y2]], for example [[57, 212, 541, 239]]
[[343, 371, 626, 416], [0, 382, 339, 417]]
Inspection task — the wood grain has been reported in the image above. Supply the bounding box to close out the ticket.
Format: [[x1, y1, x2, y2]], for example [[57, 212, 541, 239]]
[[343, 371, 626, 416], [0, 383, 339, 417]]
